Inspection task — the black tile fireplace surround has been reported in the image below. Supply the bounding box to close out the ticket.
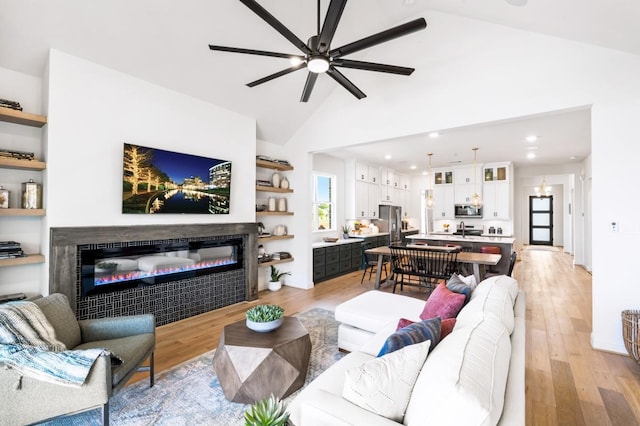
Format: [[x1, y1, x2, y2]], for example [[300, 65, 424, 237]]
[[50, 223, 258, 326]]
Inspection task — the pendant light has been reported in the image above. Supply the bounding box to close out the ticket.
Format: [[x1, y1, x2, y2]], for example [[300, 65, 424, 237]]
[[470, 147, 483, 208], [426, 153, 434, 208], [535, 177, 552, 196]]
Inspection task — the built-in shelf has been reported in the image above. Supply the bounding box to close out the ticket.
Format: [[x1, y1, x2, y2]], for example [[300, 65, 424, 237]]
[[258, 235, 294, 242], [256, 159, 294, 171], [256, 211, 294, 217], [0, 106, 47, 128], [0, 254, 45, 267], [256, 185, 293, 193], [259, 257, 294, 267], [0, 157, 46, 171], [0, 208, 46, 217]]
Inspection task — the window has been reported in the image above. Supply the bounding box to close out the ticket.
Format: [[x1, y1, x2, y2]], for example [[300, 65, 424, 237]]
[[312, 173, 336, 231]]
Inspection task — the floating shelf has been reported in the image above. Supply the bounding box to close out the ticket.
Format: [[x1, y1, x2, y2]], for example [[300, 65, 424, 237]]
[[258, 257, 294, 267], [256, 211, 294, 217], [0, 106, 47, 128], [0, 157, 46, 171], [258, 235, 294, 242], [256, 185, 293, 193], [256, 159, 294, 171], [0, 254, 45, 267], [0, 208, 46, 217]]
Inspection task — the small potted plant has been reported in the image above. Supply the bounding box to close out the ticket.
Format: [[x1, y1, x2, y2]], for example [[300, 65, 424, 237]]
[[268, 265, 291, 292], [341, 225, 351, 239], [246, 304, 285, 332], [244, 394, 290, 426]]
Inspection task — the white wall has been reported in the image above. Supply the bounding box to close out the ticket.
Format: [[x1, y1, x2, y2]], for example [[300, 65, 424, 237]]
[[4, 50, 257, 297], [284, 11, 640, 354]]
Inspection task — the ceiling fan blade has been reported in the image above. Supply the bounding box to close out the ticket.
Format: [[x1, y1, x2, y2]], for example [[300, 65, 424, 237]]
[[326, 67, 366, 99], [246, 63, 306, 87], [209, 45, 304, 61], [333, 59, 415, 75], [317, 0, 347, 53], [300, 72, 319, 102], [329, 17, 426, 58], [239, 0, 311, 55]]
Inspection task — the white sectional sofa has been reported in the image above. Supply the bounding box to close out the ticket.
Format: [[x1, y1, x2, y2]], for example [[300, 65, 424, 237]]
[[287, 275, 525, 426]]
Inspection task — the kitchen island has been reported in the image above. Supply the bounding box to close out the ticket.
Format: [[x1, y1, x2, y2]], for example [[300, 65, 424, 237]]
[[406, 233, 515, 276]]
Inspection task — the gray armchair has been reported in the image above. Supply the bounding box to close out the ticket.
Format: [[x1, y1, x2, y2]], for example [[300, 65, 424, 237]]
[[0, 293, 155, 425]]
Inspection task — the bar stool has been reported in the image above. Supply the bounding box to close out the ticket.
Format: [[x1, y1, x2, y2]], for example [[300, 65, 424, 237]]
[[480, 246, 501, 275]]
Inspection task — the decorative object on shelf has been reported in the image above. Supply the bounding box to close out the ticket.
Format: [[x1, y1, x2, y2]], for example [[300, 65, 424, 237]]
[[244, 394, 290, 426], [280, 177, 289, 189], [0, 149, 35, 161], [0, 186, 8, 208], [470, 148, 483, 208], [267, 197, 276, 212], [0, 98, 22, 111], [277, 197, 287, 212], [256, 204, 267, 212], [534, 177, 552, 196], [323, 237, 339, 243], [268, 265, 291, 292], [0, 241, 25, 259], [271, 172, 281, 188], [246, 304, 285, 331], [443, 223, 450, 233], [342, 225, 351, 239], [273, 225, 287, 236], [257, 222, 265, 235], [21, 179, 42, 209]]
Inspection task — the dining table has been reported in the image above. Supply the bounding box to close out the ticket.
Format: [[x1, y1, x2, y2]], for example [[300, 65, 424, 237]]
[[364, 245, 502, 289]]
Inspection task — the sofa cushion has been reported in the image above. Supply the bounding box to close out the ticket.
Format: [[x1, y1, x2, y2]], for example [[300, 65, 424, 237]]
[[397, 317, 456, 340], [419, 283, 466, 320], [446, 274, 473, 302], [377, 317, 441, 356], [33, 294, 81, 349], [473, 275, 519, 305], [343, 339, 431, 422], [335, 290, 425, 334], [403, 315, 511, 426], [457, 282, 515, 334], [458, 273, 478, 289]]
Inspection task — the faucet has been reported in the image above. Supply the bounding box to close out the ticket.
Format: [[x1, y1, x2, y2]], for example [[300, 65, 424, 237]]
[[459, 221, 465, 237]]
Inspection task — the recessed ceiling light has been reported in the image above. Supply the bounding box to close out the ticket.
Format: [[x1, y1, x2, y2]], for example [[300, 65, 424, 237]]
[[410, 165, 417, 170], [527, 152, 536, 159], [428, 132, 439, 139], [384, 154, 392, 160], [525, 135, 538, 142], [422, 171, 428, 176]]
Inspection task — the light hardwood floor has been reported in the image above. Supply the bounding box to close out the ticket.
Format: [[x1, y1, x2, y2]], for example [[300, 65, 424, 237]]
[[134, 247, 640, 425]]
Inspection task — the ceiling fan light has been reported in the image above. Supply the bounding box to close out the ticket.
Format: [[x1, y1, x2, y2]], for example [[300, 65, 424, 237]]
[[308, 57, 329, 73]]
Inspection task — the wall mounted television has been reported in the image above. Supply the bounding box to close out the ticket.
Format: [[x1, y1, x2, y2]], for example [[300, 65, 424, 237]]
[[122, 143, 232, 214]]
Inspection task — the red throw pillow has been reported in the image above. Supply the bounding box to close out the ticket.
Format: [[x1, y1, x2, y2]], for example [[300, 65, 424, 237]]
[[420, 283, 466, 320], [396, 317, 456, 339]]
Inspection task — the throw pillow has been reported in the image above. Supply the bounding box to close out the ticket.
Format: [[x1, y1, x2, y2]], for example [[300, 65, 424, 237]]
[[446, 273, 473, 303], [458, 273, 477, 289], [395, 317, 456, 341], [343, 339, 431, 422], [420, 283, 466, 321], [378, 317, 441, 357]]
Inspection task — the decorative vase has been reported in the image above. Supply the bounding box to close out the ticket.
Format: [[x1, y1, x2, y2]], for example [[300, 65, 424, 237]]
[[246, 317, 283, 332], [268, 280, 282, 291], [267, 197, 276, 211], [277, 197, 287, 212], [280, 177, 289, 189], [271, 172, 281, 188]]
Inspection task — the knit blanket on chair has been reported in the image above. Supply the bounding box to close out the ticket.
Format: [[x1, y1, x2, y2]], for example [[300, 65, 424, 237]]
[[0, 300, 110, 387]]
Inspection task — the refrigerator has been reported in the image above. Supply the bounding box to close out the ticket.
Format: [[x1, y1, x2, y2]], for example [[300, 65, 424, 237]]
[[378, 205, 402, 244]]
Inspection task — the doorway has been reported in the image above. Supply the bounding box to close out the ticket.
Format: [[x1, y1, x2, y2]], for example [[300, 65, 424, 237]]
[[530, 195, 554, 245]]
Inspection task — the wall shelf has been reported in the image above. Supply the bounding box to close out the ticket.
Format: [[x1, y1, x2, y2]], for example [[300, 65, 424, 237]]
[[256, 159, 293, 171], [256, 185, 293, 193], [256, 211, 294, 217], [0, 254, 45, 267], [0, 106, 47, 128], [258, 235, 294, 242], [259, 257, 294, 267], [0, 157, 46, 171], [0, 208, 46, 217]]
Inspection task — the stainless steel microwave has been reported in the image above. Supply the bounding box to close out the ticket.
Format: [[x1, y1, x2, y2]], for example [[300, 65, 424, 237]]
[[454, 204, 483, 218]]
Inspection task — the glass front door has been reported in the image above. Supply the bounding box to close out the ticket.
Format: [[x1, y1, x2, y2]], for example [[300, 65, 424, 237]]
[[529, 195, 553, 245]]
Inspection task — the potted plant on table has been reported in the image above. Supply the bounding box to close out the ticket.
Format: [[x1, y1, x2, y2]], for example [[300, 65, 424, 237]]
[[244, 394, 290, 426], [268, 265, 291, 292], [246, 304, 285, 332], [341, 225, 351, 239]]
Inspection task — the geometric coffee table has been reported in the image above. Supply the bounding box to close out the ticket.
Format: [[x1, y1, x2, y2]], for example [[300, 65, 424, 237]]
[[213, 316, 312, 404]]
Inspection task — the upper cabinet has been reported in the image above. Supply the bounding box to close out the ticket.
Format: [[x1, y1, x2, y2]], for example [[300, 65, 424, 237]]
[[455, 165, 482, 185], [483, 162, 510, 183], [380, 167, 395, 187], [433, 168, 454, 185], [482, 162, 513, 219]]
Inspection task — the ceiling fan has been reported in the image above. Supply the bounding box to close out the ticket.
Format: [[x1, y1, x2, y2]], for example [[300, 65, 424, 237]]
[[209, 0, 427, 102]]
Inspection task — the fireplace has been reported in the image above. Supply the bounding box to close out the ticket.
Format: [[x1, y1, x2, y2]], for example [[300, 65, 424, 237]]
[[50, 223, 258, 326]]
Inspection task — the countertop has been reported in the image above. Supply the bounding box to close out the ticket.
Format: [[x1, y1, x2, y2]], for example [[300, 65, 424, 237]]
[[407, 233, 516, 244], [312, 238, 364, 249]]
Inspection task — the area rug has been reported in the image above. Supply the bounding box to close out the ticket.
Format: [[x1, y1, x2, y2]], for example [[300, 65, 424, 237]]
[[44, 308, 343, 426]]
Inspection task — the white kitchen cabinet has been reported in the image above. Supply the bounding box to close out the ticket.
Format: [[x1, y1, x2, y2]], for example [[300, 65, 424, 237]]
[[380, 167, 394, 187], [432, 185, 455, 219], [433, 168, 454, 185], [380, 184, 393, 204], [355, 180, 368, 218], [454, 183, 482, 205], [368, 165, 379, 184], [455, 165, 482, 185], [483, 162, 510, 183], [483, 181, 510, 219], [355, 162, 369, 182], [368, 183, 380, 218]]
